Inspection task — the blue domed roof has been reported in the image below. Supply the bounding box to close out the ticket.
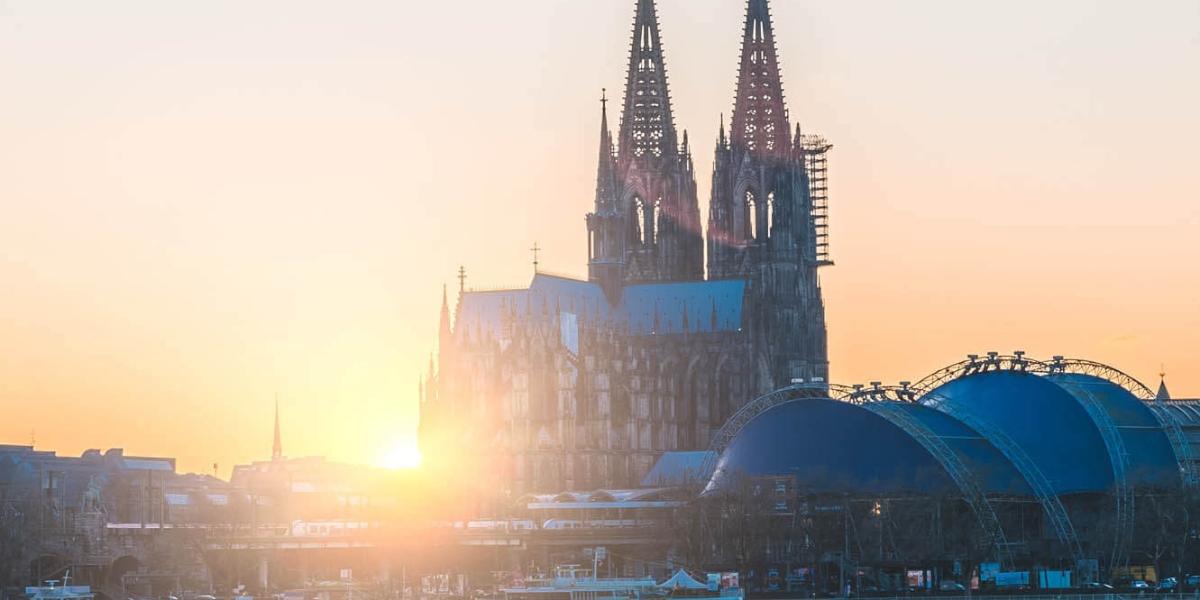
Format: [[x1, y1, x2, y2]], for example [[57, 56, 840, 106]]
[[706, 398, 958, 495], [1044, 373, 1180, 489], [922, 370, 1114, 494], [866, 402, 1032, 496]]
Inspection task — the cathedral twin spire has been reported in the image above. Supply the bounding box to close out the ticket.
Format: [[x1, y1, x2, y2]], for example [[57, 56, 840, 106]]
[[590, 0, 807, 293], [588, 0, 702, 293], [730, 0, 792, 156], [707, 0, 822, 281], [617, 0, 678, 165], [710, 0, 829, 384], [607, 0, 794, 163], [589, 0, 828, 383]]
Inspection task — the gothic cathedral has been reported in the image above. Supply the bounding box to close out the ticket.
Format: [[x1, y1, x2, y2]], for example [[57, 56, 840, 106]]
[[420, 0, 831, 499]]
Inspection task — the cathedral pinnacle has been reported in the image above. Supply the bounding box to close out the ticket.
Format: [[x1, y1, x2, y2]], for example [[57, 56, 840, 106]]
[[595, 89, 617, 211], [439, 284, 452, 350], [617, 0, 678, 164], [731, 0, 791, 156], [589, 0, 703, 289]]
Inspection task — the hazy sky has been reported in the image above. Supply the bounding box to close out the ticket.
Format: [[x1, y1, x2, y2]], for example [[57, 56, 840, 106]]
[[2, 1, 1197, 476]]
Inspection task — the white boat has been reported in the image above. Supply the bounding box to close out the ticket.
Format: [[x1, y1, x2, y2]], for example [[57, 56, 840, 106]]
[[501, 565, 658, 600], [25, 578, 95, 600]]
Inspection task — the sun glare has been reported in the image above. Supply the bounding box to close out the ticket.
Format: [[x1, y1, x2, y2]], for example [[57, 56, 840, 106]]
[[377, 441, 422, 469]]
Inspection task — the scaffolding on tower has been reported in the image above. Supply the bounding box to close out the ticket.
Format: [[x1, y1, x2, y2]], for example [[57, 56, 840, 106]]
[[802, 134, 833, 266]]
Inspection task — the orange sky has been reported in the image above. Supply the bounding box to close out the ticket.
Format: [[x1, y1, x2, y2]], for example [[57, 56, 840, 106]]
[[1, 1, 1197, 476]]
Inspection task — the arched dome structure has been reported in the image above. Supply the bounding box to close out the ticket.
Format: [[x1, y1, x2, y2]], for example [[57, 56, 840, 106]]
[[921, 370, 1115, 494], [1043, 372, 1180, 489], [704, 354, 1185, 566], [708, 397, 960, 496]]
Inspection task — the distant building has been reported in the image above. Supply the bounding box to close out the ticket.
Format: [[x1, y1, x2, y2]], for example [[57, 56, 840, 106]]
[[0, 415, 412, 597], [0, 445, 225, 594], [230, 455, 399, 523], [420, 0, 832, 497], [227, 405, 409, 524]]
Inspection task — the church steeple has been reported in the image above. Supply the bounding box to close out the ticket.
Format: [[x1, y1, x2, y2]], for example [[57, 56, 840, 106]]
[[272, 397, 283, 461], [589, 0, 702, 289], [1156, 369, 1172, 402], [595, 90, 617, 212], [617, 0, 678, 165], [706, 0, 829, 389], [589, 91, 625, 299], [438, 284, 452, 347], [730, 0, 791, 156]]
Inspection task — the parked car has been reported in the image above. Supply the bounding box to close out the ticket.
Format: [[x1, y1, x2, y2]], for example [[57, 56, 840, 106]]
[[939, 582, 966, 592], [1184, 575, 1200, 592], [1131, 580, 1152, 591], [766, 569, 782, 592], [1158, 577, 1178, 592]]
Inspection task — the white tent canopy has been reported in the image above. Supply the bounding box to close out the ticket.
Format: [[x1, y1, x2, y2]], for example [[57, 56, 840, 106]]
[[658, 569, 707, 590]]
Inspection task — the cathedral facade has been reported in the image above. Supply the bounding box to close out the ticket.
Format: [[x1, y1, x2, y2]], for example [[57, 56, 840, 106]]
[[420, 0, 831, 498]]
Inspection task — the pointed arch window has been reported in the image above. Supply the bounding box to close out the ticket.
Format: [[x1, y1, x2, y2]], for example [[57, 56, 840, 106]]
[[634, 196, 644, 244], [766, 191, 776, 238], [633, 195, 657, 246], [634, 196, 658, 246], [744, 189, 758, 242]]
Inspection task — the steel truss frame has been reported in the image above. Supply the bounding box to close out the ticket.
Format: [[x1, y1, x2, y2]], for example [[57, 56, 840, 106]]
[[701, 383, 848, 481], [701, 353, 1155, 564], [913, 352, 1155, 400], [1151, 407, 1200, 488], [703, 383, 1018, 564], [838, 384, 1013, 566], [918, 390, 1086, 561], [1051, 379, 1134, 569], [908, 352, 1159, 563]]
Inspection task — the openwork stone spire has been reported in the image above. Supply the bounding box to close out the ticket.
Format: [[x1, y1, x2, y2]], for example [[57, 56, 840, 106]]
[[707, 0, 829, 387], [617, 0, 678, 164], [730, 0, 790, 156], [590, 0, 701, 291]]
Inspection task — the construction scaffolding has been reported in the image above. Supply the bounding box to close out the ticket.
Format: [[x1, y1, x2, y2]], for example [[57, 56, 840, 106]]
[[802, 134, 833, 267]]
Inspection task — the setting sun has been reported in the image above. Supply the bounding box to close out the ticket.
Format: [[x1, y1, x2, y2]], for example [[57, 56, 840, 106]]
[[376, 439, 422, 469]]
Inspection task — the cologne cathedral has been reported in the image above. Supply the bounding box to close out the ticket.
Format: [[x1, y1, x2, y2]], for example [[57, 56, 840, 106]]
[[420, 0, 833, 498]]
